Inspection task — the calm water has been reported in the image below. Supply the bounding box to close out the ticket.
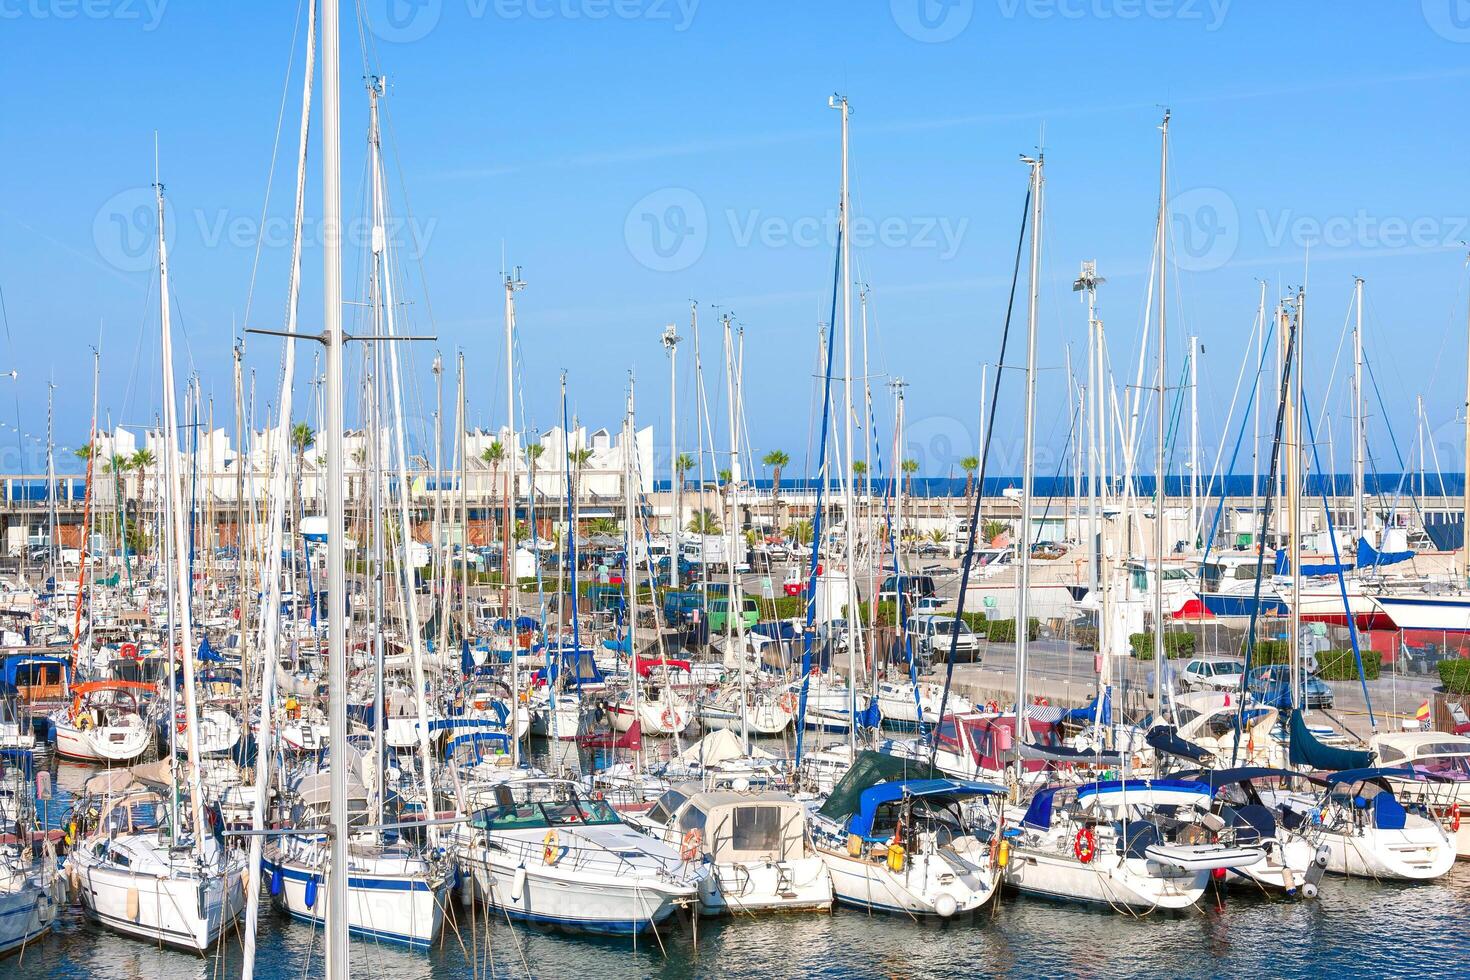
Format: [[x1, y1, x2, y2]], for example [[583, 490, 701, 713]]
[[10, 865, 1468, 980], [15, 752, 1470, 979]]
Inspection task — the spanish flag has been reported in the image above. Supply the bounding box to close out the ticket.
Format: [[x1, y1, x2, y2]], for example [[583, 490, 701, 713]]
[[1415, 699, 1431, 724]]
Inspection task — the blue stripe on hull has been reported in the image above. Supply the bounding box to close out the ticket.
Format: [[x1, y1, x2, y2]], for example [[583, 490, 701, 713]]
[[1199, 593, 1289, 618], [486, 901, 676, 935]]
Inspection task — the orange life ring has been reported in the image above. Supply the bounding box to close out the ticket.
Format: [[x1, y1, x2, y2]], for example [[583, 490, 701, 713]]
[[1450, 804, 1462, 833], [779, 692, 798, 714], [119, 642, 140, 660], [661, 707, 678, 730], [543, 829, 561, 866], [680, 828, 703, 861], [1074, 826, 1096, 864]]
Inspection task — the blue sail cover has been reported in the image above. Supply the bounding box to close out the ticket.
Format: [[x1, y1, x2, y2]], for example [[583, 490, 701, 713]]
[[1061, 689, 1111, 726], [1288, 710, 1371, 771], [1273, 549, 1352, 578], [197, 636, 225, 663], [1355, 537, 1414, 569]]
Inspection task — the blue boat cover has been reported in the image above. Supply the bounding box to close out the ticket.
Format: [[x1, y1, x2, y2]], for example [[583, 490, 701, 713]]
[[1145, 725, 1214, 762], [850, 778, 1004, 837], [1355, 537, 1415, 569], [1288, 711, 1372, 771], [1061, 688, 1112, 726], [1273, 549, 1352, 578]]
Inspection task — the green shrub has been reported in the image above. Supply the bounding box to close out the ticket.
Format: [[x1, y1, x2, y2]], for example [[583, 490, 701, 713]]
[[959, 611, 988, 633], [1243, 638, 1290, 666], [1317, 648, 1381, 681], [1129, 631, 1196, 660], [1439, 658, 1470, 695], [983, 618, 1040, 643]]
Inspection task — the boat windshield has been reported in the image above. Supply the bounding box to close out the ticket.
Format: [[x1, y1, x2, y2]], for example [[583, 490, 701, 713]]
[[474, 786, 622, 830]]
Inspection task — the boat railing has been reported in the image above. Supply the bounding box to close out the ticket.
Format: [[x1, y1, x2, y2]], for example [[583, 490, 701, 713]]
[[478, 830, 690, 883]]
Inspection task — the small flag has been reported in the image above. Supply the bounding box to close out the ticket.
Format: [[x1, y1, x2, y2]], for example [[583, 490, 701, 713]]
[[1415, 699, 1431, 724]]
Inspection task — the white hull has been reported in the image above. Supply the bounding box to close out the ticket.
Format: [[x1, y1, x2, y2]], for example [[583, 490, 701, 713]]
[[1003, 847, 1206, 910], [53, 721, 151, 763], [457, 839, 697, 933], [1315, 825, 1456, 881], [698, 856, 831, 915], [73, 854, 246, 951], [817, 842, 996, 917], [262, 840, 447, 948], [0, 879, 58, 957]]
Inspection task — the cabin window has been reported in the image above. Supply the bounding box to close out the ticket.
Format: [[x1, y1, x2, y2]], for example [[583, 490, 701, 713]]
[[1376, 745, 1405, 765], [730, 805, 782, 853], [677, 806, 708, 836]]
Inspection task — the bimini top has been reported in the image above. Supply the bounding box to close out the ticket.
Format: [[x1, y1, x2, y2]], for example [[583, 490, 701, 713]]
[[1022, 779, 1212, 831], [1077, 779, 1212, 811], [1322, 766, 1423, 788], [1169, 767, 1297, 793], [850, 777, 1004, 838]]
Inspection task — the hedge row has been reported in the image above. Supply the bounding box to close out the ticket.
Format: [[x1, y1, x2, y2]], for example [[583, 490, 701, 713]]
[[1439, 659, 1470, 695], [1128, 631, 1196, 660]]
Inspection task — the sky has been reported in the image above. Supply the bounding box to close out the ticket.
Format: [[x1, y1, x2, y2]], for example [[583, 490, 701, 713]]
[[1, 1, 1468, 484]]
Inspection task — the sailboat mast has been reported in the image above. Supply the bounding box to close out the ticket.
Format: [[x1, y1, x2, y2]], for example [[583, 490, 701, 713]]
[[505, 270, 525, 767], [155, 177, 207, 858], [1462, 260, 1470, 582], [319, 0, 349, 969], [1352, 277, 1365, 543], [664, 320, 681, 590], [830, 93, 861, 753], [1152, 110, 1170, 692], [721, 313, 749, 749], [1016, 152, 1044, 733]]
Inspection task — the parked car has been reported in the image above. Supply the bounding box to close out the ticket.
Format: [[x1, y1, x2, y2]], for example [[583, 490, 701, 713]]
[[707, 596, 759, 633], [1246, 664, 1334, 709], [1179, 656, 1246, 693], [905, 614, 980, 664]]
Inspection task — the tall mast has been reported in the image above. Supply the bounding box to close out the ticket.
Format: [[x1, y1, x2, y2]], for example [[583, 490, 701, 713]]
[[1189, 334, 1199, 546], [1352, 277, 1365, 544], [721, 313, 749, 749], [458, 353, 468, 643], [155, 177, 206, 857], [622, 381, 642, 772], [504, 269, 526, 767], [1462, 258, 1470, 582], [1152, 109, 1170, 692], [1253, 280, 1266, 539], [1289, 291, 1305, 708], [1016, 152, 1044, 736], [432, 352, 444, 654], [829, 92, 861, 753], [319, 0, 348, 970], [1074, 261, 1104, 595], [663, 320, 682, 590]]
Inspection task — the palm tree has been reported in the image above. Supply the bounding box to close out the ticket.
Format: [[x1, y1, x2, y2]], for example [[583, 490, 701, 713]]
[[675, 452, 696, 489], [687, 508, 721, 535], [784, 518, 814, 546], [762, 449, 790, 499], [129, 448, 156, 508], [290, 423, 315, 476], [928, 527, 947, 545], [481, 440, 506, 542], [73, 443, 94, 464], [901, 458, 919, 497], [960, 454, 979, 499], [851, 460, 867, 493]]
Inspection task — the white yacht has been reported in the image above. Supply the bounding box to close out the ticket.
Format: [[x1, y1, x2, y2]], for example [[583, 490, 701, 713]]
[[450, 777, 705, 934]]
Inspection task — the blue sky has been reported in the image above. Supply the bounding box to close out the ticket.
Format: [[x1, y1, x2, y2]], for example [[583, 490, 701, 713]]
[[1, 1, 1468, 483]]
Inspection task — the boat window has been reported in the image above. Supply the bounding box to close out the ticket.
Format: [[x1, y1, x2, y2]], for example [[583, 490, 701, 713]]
[[566, 797, 621, 826], [478, 803, 550, 830], [1131, 568, 1148, 591], [730, 805, 783, 854], [1376, 745, 1405, 765], [677, 806, 708, 836], [647, 791, 687, 826], [1232, 565, 1258, 580]]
